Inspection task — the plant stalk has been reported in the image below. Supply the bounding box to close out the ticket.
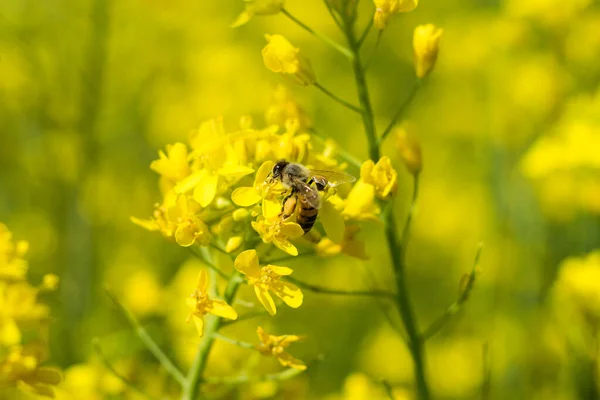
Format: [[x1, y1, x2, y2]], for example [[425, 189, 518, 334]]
[[341, 15, 431, 400]]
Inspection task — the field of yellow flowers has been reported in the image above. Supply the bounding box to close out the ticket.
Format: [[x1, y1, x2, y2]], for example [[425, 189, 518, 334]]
[[1, 0, 599, 399]]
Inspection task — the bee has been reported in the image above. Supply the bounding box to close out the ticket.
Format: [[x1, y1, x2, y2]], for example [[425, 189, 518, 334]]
[[267, 160, 355, 233]]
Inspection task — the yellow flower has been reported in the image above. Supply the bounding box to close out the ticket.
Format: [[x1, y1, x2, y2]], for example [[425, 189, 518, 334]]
[[0, 224, 28, 282], [1, 345, 61, 398], [149, 142, 190, 183], [341, 180, 381, 221], [130, 194, 178, 240], [186, 270, 237, 337], [373, 0, 418, 30], [234, 250, 303, 315], [395, 127, 423, 175], [167, 195, 210, 247], [262, 34, 316, 86], [316, 225, 368, 260], [555, 250, 600, 318], [413, 24, 443, 78], [251, 216, 304, 256], [255, 326, 306, 370], [231, 0, 284, 28], [231, 161, 275, 207], [360, 156, 398, 198]]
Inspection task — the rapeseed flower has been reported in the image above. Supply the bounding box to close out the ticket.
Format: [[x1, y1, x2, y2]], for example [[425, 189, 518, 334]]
[[186, 270, 237, 337], [373, 0, 418, 30], [255, 326, 306, 370], [262, 34, 316, 86], [234, 250, 303, 315], [413, 24, 443, 78], [360, 156, 398, 199], [231, 0, 284, 28]]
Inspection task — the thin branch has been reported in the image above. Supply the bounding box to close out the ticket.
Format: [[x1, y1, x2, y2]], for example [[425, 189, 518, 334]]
[[309, 130, 363, 170], [363, 30, 382, 71], [221, 310, 269, 327], [422, 244, 483, 340], [323, 1, 345, 31], [358, 17, 374, 48], [285, 276, 396, 299], [381, 379, 395, 400], [281, 8, 353, 59], [400, 174, 420, 260], [379, 79, 422, 143], [264, 251, 317, 265], [189, 245, 231, 280], [213, 333, 255, 350], [482, 342, 491, 400], [314, 82, 363, 114], [104, 288, 187, 387], [92, 338, 157, 400], [209, 242, 229, 256], [202, 365, 306, 385]]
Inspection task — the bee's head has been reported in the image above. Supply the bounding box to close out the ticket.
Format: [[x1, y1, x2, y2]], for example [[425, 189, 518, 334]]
[[270, 160, 289, 181]]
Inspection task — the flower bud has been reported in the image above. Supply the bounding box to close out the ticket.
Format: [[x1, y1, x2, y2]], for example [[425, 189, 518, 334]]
[[395, 127, 422, 175], [413, 24, 443, 78], [373, 0, 418, 30], [262, 34, 316, 86], [226, 236, 244, 253], [231, 0, 284, 28]]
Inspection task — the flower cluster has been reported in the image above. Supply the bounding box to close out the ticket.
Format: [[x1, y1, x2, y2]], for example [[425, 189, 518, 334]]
[[0, 223, 60, 398]]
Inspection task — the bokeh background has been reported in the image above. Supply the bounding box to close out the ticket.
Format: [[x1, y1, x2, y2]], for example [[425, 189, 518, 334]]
[[1, 0, 600, 398]]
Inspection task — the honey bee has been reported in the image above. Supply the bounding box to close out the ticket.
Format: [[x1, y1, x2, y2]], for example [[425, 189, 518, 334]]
[[267, 160, 355, 233]]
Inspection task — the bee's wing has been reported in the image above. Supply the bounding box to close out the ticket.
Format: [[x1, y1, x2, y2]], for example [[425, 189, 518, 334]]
[[292, 177, 322, 209], [309, 169, 356, 188]]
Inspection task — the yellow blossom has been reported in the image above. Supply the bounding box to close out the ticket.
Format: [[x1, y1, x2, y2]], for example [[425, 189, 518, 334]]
[[360, 156, 398, 198], [341, 180, 381, 221], [231, 161, 275, 207], [395, 127, 422, 175], [373, 0, 418, 30], [234, 250, 303, 315], [555, 251, 600, 318], [40, 274, 60, 292], [186, 270, 237, 337], [255, 326, 306, 370], [0, 224, 28, 282], [231, 0, 284, 28], [316, 225, 368, 260], [167, 195, 210, 247], [413, 24, 443, 78], [262, 34, 316, 86], [265, 84, 312, 130], [0, 346, 62, 398], [251, 216, 304, 256], [149, 142, 190, 183]]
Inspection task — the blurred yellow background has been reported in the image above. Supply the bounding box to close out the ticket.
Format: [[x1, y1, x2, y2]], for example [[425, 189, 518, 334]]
[[1, 0, 599, 398]]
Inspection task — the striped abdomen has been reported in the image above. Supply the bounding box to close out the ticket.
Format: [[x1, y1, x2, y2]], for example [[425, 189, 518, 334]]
[[297, 197, 319, 233]]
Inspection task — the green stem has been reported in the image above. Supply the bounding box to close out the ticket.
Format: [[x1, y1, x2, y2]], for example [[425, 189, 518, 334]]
[[363, 30, 382, 71], [213, 333, 255, 349], [282, 8, 352, 59], [358, 18, 374, 48], [189, 245, 231, 280], [380, 79, 422, 143], [285, 275, 396, 299], [400, 175, 420, 260], [422, 244, 482, 340], [181, 272, 243, 400], [105, 288, 187, 387], [314, 82, 363, 114], [341, 15, 431, 400], [93, 338, 157, 400], [202, 366, 306, 385]]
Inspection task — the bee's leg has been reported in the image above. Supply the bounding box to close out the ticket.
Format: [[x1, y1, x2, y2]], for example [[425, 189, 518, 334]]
[[309, 177, 327, 191], [280, 193, 297, 220]]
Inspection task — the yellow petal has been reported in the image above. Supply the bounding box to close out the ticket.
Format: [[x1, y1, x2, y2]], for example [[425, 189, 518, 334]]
[[174, 170, 205, 194], [231, 187, 262, 207], [254, 286, 277, 316], [272, 281, 303, 308], [257, 326, 271, 343], [267, 265, 293, 276], [225, 236, 244, 253], [254, 161, 275, 187], [234, 249, 261, 278], [193, 173, 219, 207], [320, 199, 345, 244], [130, 216, 159, 232], [175, 223, 197, 247], [231, 11, 252, 28], [274, 239, 298, 256], [193, 315, 205, 337], [0, 318, 21, 345], [197, 269, 208, 292], [277, 351, 307, 370], [262, 198, 281, 219], [281, 222, 304, 238], [208, 299, 238, 320], [218, 164, 254, 179]]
